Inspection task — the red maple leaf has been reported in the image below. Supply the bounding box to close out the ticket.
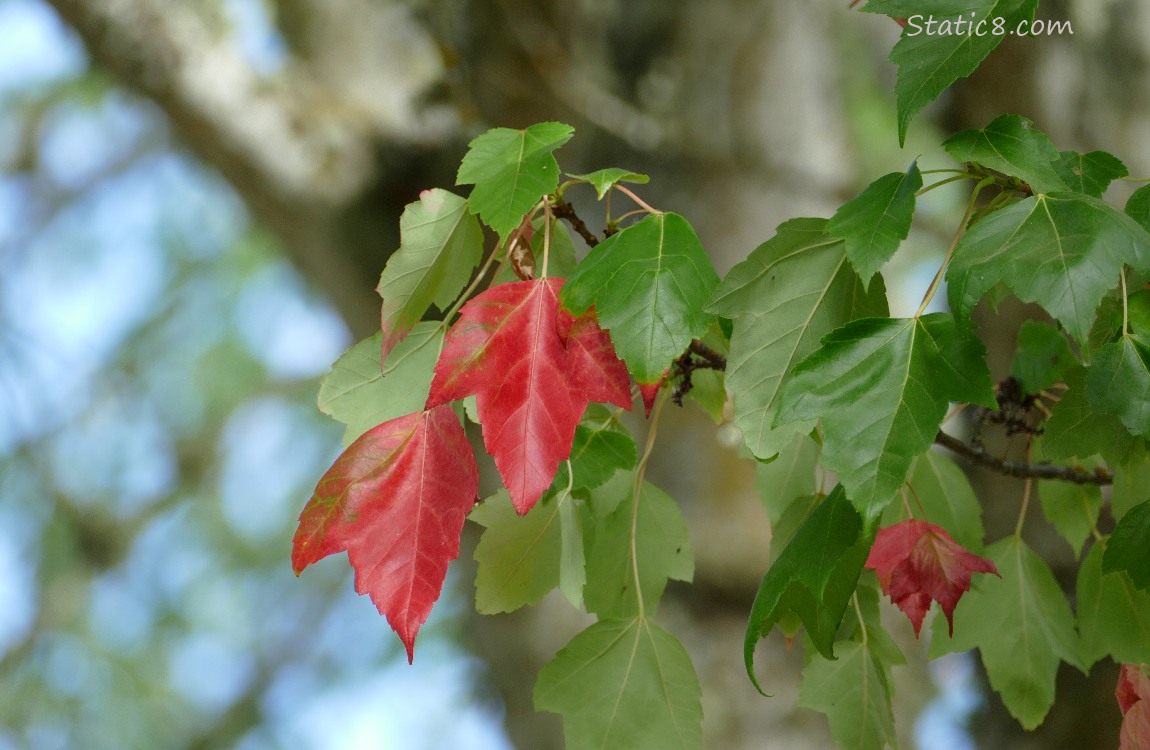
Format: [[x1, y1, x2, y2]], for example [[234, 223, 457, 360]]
[[427, 278, 631, 513], [865, 519, 998, 637], [1118, 664, 1150, 750], [292, 405, 479, 662], [847, 0, 908, 26]]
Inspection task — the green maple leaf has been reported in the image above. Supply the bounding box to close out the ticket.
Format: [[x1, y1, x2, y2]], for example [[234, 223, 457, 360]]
[[567, 167, 650, 200], [744, 485, 872, 693], [706, 218, 888, 459], [457, 122, 574, 237], [827, 162, 922, 289], [1010, 321, 1076, 395], [584, 479, 693, 618], [798, 584, 903, 750], [562, 212, 719, 385], [1103, 499, 1150, 593], [1037, 456, 1102, 559], [776, 314, 994, 519], [1077, 544, 1150, 669], [1054, 150, 1128, 198], [318, 322, 443, 445], [376, 189, 483, 360], [947, 192, 1150, 346], [755, 432, 819, 524], [1087, 333, 1150, 436], [535, 618, 703, 750], [860, 0, 1038, 145], [1040, 365, 1134, 465], [942, 114, 1065, 194], [930, 536, 1083, 730]]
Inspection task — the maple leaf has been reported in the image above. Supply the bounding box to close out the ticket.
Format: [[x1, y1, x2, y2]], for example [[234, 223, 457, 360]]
[[1118, 664, 1150, 750], [427, 278, 630, 513], [865, 519, 998, 636], [292, 405, 479, 662]]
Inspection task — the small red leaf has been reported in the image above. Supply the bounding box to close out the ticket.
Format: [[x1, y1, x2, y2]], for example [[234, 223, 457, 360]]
[[865, 519, 998, 637], [1119, 664, 1150, 750], [292, 405, 478, 661], [427, 278, 630, 513]]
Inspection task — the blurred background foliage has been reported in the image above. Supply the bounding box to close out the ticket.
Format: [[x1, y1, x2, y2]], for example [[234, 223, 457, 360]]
[[2, 0, 1149, 748]]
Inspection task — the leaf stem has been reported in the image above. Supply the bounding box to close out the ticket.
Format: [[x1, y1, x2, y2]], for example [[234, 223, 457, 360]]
[[442, 241, 504, 323], [630, 389, 669, 619], [852, 593, 868, 648], [613, 184, 661, 215], [1014, 441, 1034, 539], [914, 176, 994, 318], [916, 173, 980, 197], [1122, 267, 1130, 336], [541, 200, 553, 279]]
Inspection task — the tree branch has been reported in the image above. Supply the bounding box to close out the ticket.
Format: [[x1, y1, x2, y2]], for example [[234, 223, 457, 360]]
[[934, 430, 1113, 486]]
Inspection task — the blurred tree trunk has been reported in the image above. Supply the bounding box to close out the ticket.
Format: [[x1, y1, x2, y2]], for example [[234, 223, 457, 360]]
[[42, 0, 1147, 748]]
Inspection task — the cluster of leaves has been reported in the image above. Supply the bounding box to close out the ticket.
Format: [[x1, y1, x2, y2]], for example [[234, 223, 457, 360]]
[[294, 3, 1150, 748]]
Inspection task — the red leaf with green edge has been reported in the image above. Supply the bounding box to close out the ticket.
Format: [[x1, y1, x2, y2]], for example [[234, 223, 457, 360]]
[[427, 278, 630, 513], [292, 405, 479, 662], [866, 519, 998, 637], [1118, 664, 1150, 750], [637, 375, 664, 417]]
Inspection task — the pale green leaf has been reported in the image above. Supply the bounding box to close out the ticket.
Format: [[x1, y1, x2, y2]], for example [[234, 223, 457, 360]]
[[376, 189, 483, 359], [1038, 456, 1102, 558], [1041, 365, 1133, 465], [457, 122, 574, 237], [471, 490, 563, 614], [930, 536, 1082, 730], [1077, 544, 1150, 669], [1113, 447, 1150, 521], [535, 618, 703, 750], [706, 218, 888, 458], [776, 314, 994, 519], [318, 322, 443, 446], [558, 493, 586, 607], [584, 480, 693, 618], [562, 212, 719, 384], [755, 432, 819, 524], [887, 450, 985, 552]]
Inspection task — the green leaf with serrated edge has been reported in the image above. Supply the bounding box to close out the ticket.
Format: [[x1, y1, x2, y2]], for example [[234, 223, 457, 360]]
[[1037, 454, 1102, 558], [585, 468, 632, 520], [558, 420, 638, 492], [1077, 544, 1150, 669], [1128, 290, 1150, 336], [942, 114, 1066, 194], [471, 489, 563, 614], [1054, 150, 1128, 198], [535, 618, 703, 750], [861, 0, 1037, 145], [1040, 365, 1134, 465], [584, 479, 693, 618], [1127, 184, 1150, 233], [1103, 499, 1150, 592], [1010, 320, 1076, 395], [1088, 334, 1150, 436], [567, 168, 650, 200], [1087, 288, 1125, 357], [557, 491, 586, 607], [755, 432, 818, 524], [456, 122, 574, 237], [744, 486, 872, 693], [1113, 446, 1150, 521], [319, 322, 444, 446], [561, 212, 719, 384], [827, 162, 922, 290], [947, 192, 1150, 346], [799, 584, 903, 750], [376, 189, 483, 361], [706, 218, 889, 459], [930, 536, 1082, 730], [770, 493, 823, 561], [884, 450, 986, 552], [776, 314, 994, 520]]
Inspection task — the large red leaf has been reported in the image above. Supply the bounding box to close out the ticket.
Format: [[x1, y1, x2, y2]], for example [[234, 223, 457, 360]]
[[865, 519, 998, 636], [1119, 664, 1150, 750], [427, 278, 630, 513], [292, 405, 479, 661]]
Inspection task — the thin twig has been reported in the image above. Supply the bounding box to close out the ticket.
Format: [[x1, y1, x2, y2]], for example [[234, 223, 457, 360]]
[[934, 431, 1113, 486], [552, 196, 600, 247]]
